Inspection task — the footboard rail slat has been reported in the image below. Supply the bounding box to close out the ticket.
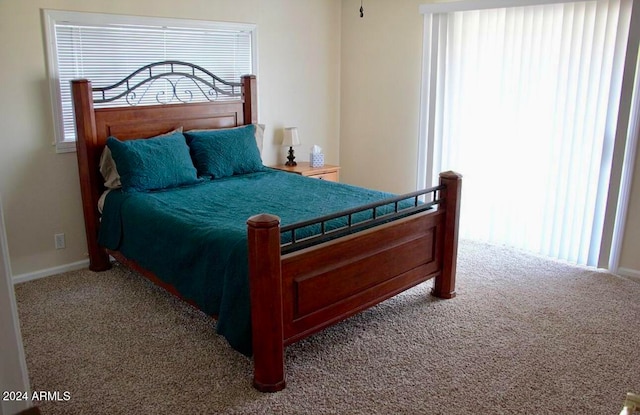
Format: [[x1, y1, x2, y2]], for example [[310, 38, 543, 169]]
[[280, 185, 445, 254]]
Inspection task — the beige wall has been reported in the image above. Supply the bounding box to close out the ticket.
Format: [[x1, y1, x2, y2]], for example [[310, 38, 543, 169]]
[[340, 0, 425, 194], [0, 0, 341, 276], [339, 0, 640, 273]]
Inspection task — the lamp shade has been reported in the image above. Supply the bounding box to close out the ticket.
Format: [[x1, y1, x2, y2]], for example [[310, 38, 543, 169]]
[[282, 127, 301, 147]]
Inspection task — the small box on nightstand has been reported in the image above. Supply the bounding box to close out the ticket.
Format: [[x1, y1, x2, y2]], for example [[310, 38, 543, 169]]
[[310, 153, 324, 168]]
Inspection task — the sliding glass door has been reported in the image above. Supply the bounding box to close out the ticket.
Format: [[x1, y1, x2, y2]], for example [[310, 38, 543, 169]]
[[418, 0, 639, 267]]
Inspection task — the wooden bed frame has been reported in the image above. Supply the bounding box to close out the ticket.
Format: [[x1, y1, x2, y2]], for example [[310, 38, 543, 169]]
[[71, 61, 462, 392]]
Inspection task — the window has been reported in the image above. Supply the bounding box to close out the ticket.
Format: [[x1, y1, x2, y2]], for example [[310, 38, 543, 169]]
[[43, 10, 256, 152], [418, 0, 640, 267]]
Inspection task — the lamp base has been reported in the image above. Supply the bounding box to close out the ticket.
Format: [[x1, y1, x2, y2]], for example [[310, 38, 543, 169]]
[[285, 146, 297, 166]]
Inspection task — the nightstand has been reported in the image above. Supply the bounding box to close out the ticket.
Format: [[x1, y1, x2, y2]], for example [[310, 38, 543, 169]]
[[271, 162, 340, 182]]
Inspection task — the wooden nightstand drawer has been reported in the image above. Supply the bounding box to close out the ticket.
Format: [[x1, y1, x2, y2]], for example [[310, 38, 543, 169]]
[[271, 162, 340, 183], [310, 171, 339, 182]]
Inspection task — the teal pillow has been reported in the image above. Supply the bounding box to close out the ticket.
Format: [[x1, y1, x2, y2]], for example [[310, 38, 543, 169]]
[[185, 124, 265, 179], [106, 132, 200, 193]]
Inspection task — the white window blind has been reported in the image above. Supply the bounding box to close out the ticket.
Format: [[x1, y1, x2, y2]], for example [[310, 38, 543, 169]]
[[418, 0, 639, 267], [43, 11, 255, 152]]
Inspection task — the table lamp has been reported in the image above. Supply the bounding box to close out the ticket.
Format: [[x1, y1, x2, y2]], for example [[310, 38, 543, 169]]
[[282, 127, 301, 166]]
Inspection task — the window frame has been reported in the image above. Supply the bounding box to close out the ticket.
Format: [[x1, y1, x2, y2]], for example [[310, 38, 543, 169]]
[[42, 10, 258, 153]]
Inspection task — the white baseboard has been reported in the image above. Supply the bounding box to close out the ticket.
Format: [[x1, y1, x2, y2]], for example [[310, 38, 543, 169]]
[[618, 267, 640, 281], [11, 259, 640, 285], [12, 259, 90, 285]]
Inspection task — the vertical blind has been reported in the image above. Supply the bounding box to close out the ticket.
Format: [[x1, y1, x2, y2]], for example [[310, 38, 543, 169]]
[[419, 0, 634, 266], [50, 17, 253, 145]]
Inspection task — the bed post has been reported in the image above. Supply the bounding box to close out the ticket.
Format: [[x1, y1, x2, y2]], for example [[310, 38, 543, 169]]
[[433, 171, 462, 299], [241, 75, 257, 125], [71, 80, 111, 272], [246, 214, 286, 392]]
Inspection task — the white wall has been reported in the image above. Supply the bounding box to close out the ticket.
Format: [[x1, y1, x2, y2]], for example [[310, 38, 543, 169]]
[[339, 0, 640, 274], [0, 195, 31, 415], [619, 138, 640, 276], [0, 0, 341, 278]]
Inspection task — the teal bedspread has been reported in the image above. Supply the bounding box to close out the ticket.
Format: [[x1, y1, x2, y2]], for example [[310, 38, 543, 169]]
[[99, 169, 404, 355]]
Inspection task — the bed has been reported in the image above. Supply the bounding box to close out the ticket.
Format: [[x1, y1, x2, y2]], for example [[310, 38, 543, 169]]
[[71, 61, 462, 392]]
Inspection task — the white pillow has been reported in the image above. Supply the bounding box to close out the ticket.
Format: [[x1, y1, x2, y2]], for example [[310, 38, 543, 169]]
[[255, 123, 265, 155], [99, 147, 121, 189]]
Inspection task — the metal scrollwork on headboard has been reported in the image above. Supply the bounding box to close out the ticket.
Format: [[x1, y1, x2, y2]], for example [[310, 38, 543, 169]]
[[91, 61, 243, 106]]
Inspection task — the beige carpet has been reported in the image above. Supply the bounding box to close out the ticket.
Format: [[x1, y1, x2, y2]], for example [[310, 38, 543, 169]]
[[14, 240, 640, 414]]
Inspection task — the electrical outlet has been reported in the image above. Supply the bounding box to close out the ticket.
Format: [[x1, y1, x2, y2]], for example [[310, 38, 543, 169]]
[[54, 233, 65, 249]]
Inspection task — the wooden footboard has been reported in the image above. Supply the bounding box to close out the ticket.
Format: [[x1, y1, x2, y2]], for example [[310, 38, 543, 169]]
[[247, 171, 461, 392]]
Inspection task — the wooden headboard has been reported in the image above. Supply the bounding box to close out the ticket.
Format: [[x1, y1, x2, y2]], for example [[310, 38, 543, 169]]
[[71, 61, 257, 271]]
